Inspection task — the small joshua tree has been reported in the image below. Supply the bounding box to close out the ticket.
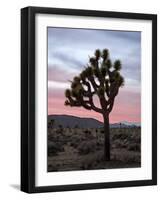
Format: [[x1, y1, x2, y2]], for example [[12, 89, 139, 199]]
[[64, 49, 124, 161]]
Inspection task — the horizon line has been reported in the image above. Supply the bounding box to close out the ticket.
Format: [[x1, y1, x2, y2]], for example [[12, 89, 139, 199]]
[[48, 113, 141, 124]]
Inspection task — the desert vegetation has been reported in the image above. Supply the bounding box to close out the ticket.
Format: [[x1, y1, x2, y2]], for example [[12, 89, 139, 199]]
[[47, 125, 141, 172]]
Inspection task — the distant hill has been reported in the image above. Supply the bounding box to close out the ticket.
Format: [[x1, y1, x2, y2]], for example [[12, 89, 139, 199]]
[[48, 115, 141, 129], [48, 115, 103, 128], [110, 121, 141, 128]]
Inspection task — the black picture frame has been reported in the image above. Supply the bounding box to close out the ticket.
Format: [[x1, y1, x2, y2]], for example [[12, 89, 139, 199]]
[[21, 6, 157, 193]]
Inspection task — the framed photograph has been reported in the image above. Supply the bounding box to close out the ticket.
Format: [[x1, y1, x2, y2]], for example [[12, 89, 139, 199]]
[[21, 6, 157, 193]]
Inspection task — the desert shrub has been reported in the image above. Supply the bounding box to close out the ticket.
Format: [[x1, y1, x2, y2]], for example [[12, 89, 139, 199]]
[[80, 159, 96, 170], [48, 133, 54, 141], [74, 124, 79, 129], [96, 139, 104, 149], [48, 164, 59, 172], [84, 129, 90, 134], [70, 135, 82, 148], [55, 125, 64, 135], [127, 143, 140, 152], [48, 141, 64, 156], [84, 129, 92, 136], [124, 153, 141, 163], [94, 152, 104, 163], [134, 136, 141, 143], [112, 132, 129, 140], [111, 129, 141, 150], [129, 135, 141, 144], [78, 140, 96, 155], [100, 129, 104, 134], [80, 152, 104, 170], [48, 132, 68, 146], [83, 129, 94, 139], [112, 150, 141, 163], [112, 139, 127, 149]]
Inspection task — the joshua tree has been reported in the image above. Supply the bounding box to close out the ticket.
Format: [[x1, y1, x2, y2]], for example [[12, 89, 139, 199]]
[[64, 49, 124, 160]]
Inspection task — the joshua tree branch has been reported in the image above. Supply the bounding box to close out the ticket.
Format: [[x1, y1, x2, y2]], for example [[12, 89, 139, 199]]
[[81, 102, 92, 110], [82, 80, 93, 96], [88, 76, 99, 90], [105, 85, 119, 107], [82, 80, 102, 113], [67, 96, 81, 107], [105, 86, 110, 97], [89, 96, 103, 113], [67, 95, 91, 110], [107, 99, 114, 113]]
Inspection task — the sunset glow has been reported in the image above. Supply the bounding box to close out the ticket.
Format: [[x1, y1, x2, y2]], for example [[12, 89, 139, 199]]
[[48, 28, 141, 123]]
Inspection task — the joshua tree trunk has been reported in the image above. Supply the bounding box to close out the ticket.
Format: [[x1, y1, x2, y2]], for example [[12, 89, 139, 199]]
[[103, 114, 110, 161]]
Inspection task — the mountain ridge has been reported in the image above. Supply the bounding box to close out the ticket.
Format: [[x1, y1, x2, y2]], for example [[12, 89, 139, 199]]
[[48, 114, 140, 128]]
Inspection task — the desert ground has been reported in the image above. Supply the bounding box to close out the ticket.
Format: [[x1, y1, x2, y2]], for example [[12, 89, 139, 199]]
[[47, 126, 141, 172]]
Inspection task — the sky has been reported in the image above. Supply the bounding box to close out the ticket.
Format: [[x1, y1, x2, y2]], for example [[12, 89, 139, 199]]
[[48, 27, 141, 123]]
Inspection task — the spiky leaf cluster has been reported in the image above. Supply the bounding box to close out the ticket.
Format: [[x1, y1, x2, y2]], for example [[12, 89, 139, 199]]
[[95, 49, 101, 60], [65, 49, 125, 114], [114, 60, 122, 71]]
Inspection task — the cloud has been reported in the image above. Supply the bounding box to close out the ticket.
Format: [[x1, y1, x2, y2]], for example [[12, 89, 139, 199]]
[[52, 51, 84, 69], [48, 81, 70, 89], [48, 64, 79, 82], [48, 28, 141, 48], [48, 27, 141, 84]]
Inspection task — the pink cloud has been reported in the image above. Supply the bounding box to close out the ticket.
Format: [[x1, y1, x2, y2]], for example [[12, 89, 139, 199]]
[[48, 89, 141, 123]]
